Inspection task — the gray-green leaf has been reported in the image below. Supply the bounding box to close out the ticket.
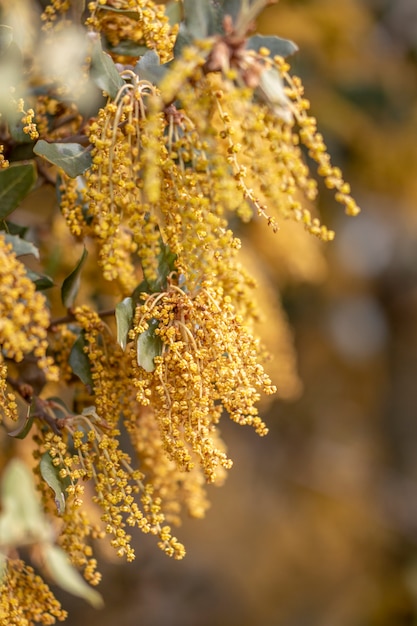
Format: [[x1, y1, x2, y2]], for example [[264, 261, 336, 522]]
[[107, 40, 147, 57], [90, 36, 125, 98], [165, 0, 182, 26], [69, 333, 93, 387], [115, 297, 134, 351], [246, 34, 298, 58], [0, 162, 36, 219], [7, 404, 34, 439], [146, 240, 177, 293], [61, 246, 88, 308], [34, 140, 92, 178], [4, 233, 39, 259], [0, 459, 53, 548], [135, 50, 168, 85], [40, 452, 71, 515], [43, 544, 104, 608], [182, 0, 217, 39], [136, 318, 162, 372], [27, 269, 55, 291]]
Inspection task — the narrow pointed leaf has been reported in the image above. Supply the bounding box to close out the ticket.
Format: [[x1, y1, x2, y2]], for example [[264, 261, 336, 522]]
[[90, 37, 124, 98], [34, 140, 92, 178], [7, 404, 34, 439], [43, 544, 104, 608], [61, 246, 88, 308], [27, 269, 54, 291], [40, 452, 71, 515], [146, 240, 177, 292], [0, 162, 36, 219], [137, 318, 162, 372], [4, 233, 39, 258], [115, 297, 134, 351], [69, 333, 93, 387]]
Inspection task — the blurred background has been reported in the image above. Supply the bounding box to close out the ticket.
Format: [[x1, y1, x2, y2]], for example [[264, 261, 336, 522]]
[[60, 0, 417, 624]]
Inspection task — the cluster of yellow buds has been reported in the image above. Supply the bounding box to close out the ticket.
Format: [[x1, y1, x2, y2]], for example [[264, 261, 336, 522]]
[[0, 1, 362, 622], [131, 281, 275, 482]]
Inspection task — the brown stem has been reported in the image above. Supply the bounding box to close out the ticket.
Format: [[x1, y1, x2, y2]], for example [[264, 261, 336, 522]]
[[6, 377, 62, 433]]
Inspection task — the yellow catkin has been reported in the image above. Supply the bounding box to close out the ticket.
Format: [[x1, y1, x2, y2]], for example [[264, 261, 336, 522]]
[[0, 234, 57, 381], [0, 559, 67, 625]]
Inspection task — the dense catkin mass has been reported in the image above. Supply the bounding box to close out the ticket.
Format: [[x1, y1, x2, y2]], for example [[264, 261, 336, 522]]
[[81, 45, 359, 297], [0, 0, 361, 622], [0, 234, 53, 371], [0, 234, 57, 423], [0, 560, 68, 625], [130, 281, 275, 482]]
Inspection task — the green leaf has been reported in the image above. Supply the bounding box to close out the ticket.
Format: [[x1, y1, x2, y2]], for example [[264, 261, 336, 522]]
[[246, 34, 298, 58], [165, 0, 182, 25], [27, 269, 54, 291], [136, 318, 162, 372], [34, 140, 92, 178], [43, 544, 104, 608], [9, 116, 35, 144], [0, 221, 28, 237], [0, 162, 36, 219], [173, 23, 194, 56], [4, 233, 39, 259], [94, 5, 140, 19], [40, 452, 71, 515], [182, 0, 217, 39], [133, 242, 177, 300], [107, 40, 147, 57], [147, 240, 177, 292], [7, 404, 34, 439], [134, 50, 168, 84], [61, 247, 88, 308], [90, 36, 125, 98], [69, 333, 93, 387], [115, 297, 134, 351]]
